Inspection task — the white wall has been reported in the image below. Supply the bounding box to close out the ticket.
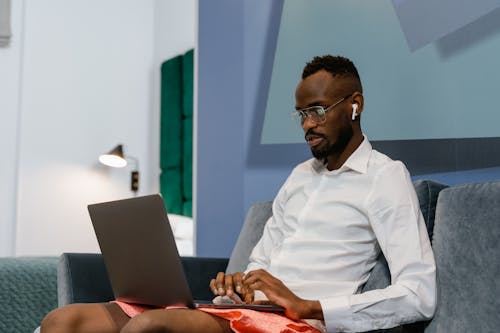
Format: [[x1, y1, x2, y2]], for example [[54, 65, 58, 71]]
[[0, 0, 24, 256], [0, 0, 195, 257], [154, 0, 196, 63]]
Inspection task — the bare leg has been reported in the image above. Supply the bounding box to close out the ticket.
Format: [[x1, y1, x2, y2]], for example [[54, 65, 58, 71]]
[[121, 308, 232, 333], [41, 302, 129, 333]]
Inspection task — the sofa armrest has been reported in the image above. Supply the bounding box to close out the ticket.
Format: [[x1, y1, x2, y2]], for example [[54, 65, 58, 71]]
[[58, 253, 114, 306], [58, 253, 229, 306]]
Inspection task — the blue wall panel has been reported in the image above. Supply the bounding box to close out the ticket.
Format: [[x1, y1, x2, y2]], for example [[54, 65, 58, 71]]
[[197, 0, 245, 257], [262, 0, 500, 144], [196, 0, 500, 257], [393, 0, 500, 51]]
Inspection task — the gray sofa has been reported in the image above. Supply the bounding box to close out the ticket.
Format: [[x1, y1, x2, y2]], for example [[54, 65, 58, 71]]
[[0, 257, 58, 333], [53, 180, 500, 332]]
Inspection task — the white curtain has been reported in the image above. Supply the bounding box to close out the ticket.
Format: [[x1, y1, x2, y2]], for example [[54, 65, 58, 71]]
[[0, 0, 11, 47]]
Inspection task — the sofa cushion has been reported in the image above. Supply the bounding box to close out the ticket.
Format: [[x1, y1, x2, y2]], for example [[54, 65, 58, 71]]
[[425, 181, 500, 333], [413, 180, 448, 242], [0, 257, 57, 333], [226, 201, 273, 273]]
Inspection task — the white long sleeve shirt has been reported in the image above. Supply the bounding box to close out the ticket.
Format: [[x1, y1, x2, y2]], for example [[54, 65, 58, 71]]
[[245, 138, 436, 332]]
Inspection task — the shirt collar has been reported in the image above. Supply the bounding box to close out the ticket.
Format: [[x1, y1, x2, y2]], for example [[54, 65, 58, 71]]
[[341, 135, 371, 174], [312, 135, 372, 175]]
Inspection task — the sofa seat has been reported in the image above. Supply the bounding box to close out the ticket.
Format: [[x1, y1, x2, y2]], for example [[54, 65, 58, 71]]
[[0, 257, 58, 333]]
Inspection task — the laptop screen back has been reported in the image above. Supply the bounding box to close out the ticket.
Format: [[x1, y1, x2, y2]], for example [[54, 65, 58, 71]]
[[88, 194, 194, 308]]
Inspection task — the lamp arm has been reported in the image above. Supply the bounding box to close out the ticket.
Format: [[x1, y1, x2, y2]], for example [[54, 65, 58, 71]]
[[126, 155, 139, 171]]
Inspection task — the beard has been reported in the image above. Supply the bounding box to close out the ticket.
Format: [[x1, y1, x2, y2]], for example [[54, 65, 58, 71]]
[[310, 125, 353, 163]]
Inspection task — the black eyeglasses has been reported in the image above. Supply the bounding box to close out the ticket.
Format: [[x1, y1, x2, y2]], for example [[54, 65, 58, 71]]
[[292, 94, 352, 125]]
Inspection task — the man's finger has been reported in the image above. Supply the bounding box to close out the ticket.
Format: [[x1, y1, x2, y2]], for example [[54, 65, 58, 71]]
[[215, 272, 226, 295], [233, 273, 244, 293], [209, 278, 218, 295], [243, 274, 260, 288], [244, 290, 254, 304], [225, 274, 234, 296]]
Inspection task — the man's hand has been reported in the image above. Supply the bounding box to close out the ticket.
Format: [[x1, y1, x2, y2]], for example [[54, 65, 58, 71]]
[[210, 272, 250, 303], [243, 269, 323, 321]]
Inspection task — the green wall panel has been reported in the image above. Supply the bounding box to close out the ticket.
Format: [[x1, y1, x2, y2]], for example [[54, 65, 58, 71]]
[[182, 116, 193, 201], [160, 56, 183, 170], [160, 49, 194, 217], [182, 49, 194, 118], [160, 170, 182, 215]]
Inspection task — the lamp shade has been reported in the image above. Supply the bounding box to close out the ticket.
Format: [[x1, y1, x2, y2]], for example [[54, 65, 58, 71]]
[[99, 144, 127, 168]]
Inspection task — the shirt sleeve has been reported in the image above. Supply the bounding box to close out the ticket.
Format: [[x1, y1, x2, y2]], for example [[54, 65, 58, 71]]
[[244, 174, 291, 273], [320, 161, 437, 332]]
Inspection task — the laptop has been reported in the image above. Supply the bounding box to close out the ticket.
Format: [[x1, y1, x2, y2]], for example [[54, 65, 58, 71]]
[[88, 194, 284, 313]]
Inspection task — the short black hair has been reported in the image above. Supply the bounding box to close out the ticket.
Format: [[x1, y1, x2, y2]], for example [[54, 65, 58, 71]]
[[302, 55, 362, 93]]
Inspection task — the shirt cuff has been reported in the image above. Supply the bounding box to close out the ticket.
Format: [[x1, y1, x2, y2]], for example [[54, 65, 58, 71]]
[[319, 295, 352, 332]]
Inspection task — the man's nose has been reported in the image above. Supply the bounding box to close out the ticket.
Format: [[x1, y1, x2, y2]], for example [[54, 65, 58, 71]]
[[301, 116, 317, 132]]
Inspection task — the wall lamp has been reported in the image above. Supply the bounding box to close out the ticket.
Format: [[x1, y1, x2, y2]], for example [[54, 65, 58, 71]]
[[99, 144, 139, 192]]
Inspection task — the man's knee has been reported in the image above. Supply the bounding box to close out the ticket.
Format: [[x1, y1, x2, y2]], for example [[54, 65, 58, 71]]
[[121, 314, 166, 333], [40, 305, 80, 332], [121, 309, 231, 333], [41, 303, 118, 333]]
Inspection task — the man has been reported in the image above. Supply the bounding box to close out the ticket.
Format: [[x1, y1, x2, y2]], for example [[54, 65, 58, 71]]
[[41, 55, 436, 332]]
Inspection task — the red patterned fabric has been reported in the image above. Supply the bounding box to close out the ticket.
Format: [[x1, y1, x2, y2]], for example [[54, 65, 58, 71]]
[[200, 307, 321, 333], [113, 301, 321, 333]]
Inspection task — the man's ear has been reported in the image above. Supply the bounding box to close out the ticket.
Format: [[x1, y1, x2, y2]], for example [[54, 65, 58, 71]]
[[351, 92, 364, 116]]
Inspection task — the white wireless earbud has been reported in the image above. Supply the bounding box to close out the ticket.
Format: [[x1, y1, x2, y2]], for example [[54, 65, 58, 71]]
[[352, 104, 358, 120]]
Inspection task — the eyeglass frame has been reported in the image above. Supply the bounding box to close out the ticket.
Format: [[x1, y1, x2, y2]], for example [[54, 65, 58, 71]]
[[292, 93, 353, 125]]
